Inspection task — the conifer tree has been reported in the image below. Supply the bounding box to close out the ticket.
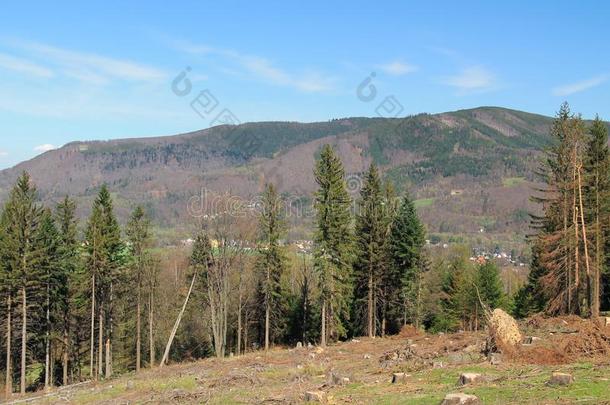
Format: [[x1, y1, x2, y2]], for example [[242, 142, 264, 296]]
[[514, 240, 547, 317], [530, 103, 591, 315], [0, 172, 44, 394], [85, 185, 123, 379], [476, 261, 505, 310], [313, 145, 353, 346], [126, 206, 151, 372], [0, 195, 14, 396], [387, 193, 426, 329], [38, 209, 61, 390], [441, 249, 477, 330], [254, 183, 287, 351], [584, 117, 610, 317], [55, 196, 79, 385], [379, 181, 398, 336], [352, 164, 386, 337]]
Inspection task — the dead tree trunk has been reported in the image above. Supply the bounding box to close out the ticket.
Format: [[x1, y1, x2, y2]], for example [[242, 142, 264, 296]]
[[577, 166, 592, 315], [160, 274, 196, 368]]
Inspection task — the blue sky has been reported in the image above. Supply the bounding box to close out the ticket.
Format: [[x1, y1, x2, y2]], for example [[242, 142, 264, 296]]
[[1, 1, 609, 169]]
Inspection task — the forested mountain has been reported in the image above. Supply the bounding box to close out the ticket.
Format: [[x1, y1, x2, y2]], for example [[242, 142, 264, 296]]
[[0, 107, 601, 243]]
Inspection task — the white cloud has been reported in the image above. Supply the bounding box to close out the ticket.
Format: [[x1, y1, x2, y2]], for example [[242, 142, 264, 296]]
[[174, 41, 335, 93], [443, 66, 496, 92], [552, 74, 609, 96], [0, 53, 53, 78], [34, 144, 56, 153], [0, 150, 8, 157], [6, 39, 166, 83], [377, 61, 418, 76]]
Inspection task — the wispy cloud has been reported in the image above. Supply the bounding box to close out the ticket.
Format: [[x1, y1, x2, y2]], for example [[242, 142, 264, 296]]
[[5, 39, 166, 83], [173, 40, 335, 93], [442, 66, 496, 92], [0, 150, 8, 158], [0, 52, 53, 78], [377, 61, 418, 76], [552, 74, 609, 96]]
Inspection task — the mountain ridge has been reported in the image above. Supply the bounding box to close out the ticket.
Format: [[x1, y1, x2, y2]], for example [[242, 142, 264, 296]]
[[0, 106, 595, 246]]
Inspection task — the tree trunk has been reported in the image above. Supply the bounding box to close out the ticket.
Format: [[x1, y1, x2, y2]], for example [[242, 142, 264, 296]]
[[105, 338, 110, 379], [593, 175, 601, 317], [367, 273, 373, 338], [160, 274, 196, 368], [97, 311, 103, 380], [89, 274, 95, 379], [148, 288, 155, 368], [321, 300, 326, 347], [45, 285, 50, 391], [264, 304, 270, 352], [244, 311, 249, 353], [577, 167, 593, 316], [62, 329, 69, 386], [265, 264, 270, 352], [136, 279, 141, 372], [20, 287, 26, 395], [237, 290, 242, 356], [107, 283, 113, 378], [5, 295, 12, 397]]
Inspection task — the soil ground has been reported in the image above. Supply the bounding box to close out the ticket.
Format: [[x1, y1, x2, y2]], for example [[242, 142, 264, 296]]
[[3, 316, 610, 404]]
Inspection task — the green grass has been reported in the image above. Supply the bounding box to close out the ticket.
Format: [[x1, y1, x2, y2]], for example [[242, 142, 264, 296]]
[[331, 363, 610, 404], [502, 177, 526, 187], [71, 375, 198, 404], [414, 198, 435, 208]]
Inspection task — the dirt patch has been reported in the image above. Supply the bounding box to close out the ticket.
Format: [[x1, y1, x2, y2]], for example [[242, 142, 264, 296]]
[[399, 324, 423, 338], [504, 315, 610, 364]]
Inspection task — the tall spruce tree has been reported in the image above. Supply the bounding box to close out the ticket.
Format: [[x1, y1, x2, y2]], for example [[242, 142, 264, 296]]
[[0, 172, 44, 394], [584, 116, 610, 317], [255, 183, 287, 351], [529, 103, 592, 315], [55, 196, 79, 385], [441, 248, 477, 331], [126, 206, 152, 372], [38, 209, 62, 390], [387, 193, 426, 329], [85, 185, 123, 379], [352, 164, 386, 337], [313, 145, 354, 346], [0, 191, 14, 396]]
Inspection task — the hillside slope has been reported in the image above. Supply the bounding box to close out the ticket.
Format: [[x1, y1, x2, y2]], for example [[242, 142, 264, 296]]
[[0, 107, 560, 243], [9, 316, 610, 404]]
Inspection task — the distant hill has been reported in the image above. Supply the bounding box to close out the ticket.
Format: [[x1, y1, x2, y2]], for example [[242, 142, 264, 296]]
[[0, 107, 575, 246]]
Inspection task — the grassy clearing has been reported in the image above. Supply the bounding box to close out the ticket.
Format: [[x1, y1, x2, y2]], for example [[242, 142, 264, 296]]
[[331, 362, 610, 404], [502, 176, 526, 187], [414, 198, 435, 208], [20, 334, 610, 404]]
